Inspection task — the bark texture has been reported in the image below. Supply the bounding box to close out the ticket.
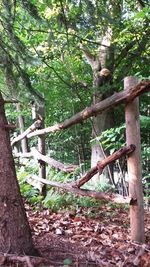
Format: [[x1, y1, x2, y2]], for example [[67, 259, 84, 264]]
[[81, 34, 114, 184], [125, 76, 145, 243], [0, 93, 36, 254]]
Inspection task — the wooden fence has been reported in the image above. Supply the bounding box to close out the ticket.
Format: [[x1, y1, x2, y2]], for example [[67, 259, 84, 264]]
[[11, 76, 150, 243]]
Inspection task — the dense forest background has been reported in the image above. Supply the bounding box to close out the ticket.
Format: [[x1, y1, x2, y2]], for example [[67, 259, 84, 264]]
[[0, 1, 150, 265], [0, 0, 150, 199]]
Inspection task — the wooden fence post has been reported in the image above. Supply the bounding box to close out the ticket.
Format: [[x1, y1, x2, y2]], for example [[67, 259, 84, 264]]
[[31, 101, 46, 197], [38, 129, 46, 197], [16, 103, 29, 153], [124, 76, 145, 243]]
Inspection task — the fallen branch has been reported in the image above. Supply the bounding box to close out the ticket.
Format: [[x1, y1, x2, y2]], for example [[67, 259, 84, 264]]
[[27, 80, 150, 138], [11, 120, 42, 146], [73, 145, 135, 188], [14, 147, 78, 173]]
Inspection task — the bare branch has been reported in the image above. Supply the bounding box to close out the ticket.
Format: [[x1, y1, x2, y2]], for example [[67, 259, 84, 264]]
[[5, 123, 16, 130], [13, 24, 112, 47], [27, 80, 150, 138], [31, 147, 77, 173], [14, 147, 78, 173], [31, 175, 131, 204], [80, 43, 100, 71], [4, 99, 19, 103], [11, 120, 42, 146], [73, 145, 135, 188], [23, 146, 135, 204]]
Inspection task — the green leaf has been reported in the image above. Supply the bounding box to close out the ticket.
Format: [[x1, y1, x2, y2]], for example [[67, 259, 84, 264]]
[[63, 258, 72, 266]]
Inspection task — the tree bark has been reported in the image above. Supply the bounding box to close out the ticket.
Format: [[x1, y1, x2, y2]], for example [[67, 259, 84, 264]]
[[81, 31, 114, 185], [0, 93, 37, 255], [124, 76, 145, 243], [91, 30, 114, 185]]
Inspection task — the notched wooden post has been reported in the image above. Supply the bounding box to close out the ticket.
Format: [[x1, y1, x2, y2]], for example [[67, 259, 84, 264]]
[[124, 76, 145, 243]]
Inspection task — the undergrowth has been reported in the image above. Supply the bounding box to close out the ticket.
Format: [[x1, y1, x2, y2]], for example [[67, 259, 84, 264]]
[[16, 162, 106, 212]]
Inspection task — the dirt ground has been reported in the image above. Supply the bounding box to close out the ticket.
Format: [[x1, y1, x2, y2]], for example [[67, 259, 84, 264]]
[[1, 204, 150, 267]]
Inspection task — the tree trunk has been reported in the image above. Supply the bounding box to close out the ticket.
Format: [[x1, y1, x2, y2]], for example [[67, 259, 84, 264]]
[[0, 93, 36, 254], [16, 103, 29, 153], [124, 76, 145, 243], [90, 31, 114, 185], [91, 95, 114, 185]]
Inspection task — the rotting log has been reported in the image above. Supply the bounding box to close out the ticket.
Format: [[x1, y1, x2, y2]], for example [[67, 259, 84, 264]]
[[27, 80, 150, 138]]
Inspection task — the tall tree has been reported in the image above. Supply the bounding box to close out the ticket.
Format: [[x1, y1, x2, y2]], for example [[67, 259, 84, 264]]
[[0, 0, 149, 252], [0, 93, 36, 254], [0, 0, 149, 181]]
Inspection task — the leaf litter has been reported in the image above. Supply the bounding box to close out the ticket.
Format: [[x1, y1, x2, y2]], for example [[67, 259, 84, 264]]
[[26, 204, 150, 266], [1, 204, 150, 266]]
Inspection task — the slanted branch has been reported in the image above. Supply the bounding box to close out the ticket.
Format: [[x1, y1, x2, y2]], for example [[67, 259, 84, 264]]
[[11, 80, 150, 143], [14, 147, 78, 173], [27, 80, 150, 138], [31, 147, 77, 172], [11, 120, 42, 146], [73, 144, 135, 188], [31, 145, 135, 204]]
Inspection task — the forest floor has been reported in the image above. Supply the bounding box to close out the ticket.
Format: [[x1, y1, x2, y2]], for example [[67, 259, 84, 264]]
[[26, 203, 150, 267], [4, 203, 150, 267]]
